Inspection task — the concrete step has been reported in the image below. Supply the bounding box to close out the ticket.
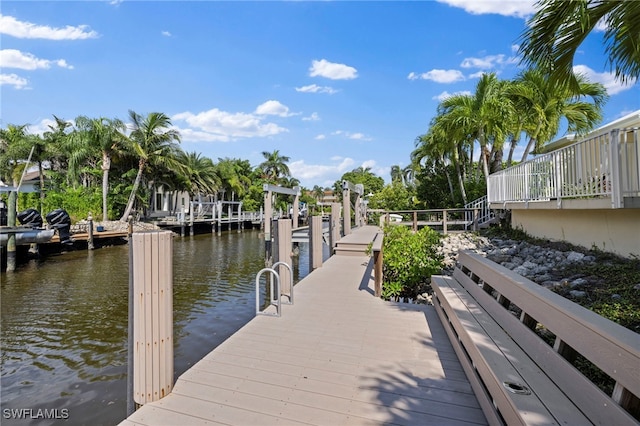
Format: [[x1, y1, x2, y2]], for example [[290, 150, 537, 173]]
[[334, 245, 369, 256]]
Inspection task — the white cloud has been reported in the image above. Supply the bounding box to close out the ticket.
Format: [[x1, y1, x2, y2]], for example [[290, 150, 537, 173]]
[[433, 90, 472, 101], [435, 0, 536, 18], [360, 160, 388, 179], [161, 31, 172, 37], [315, 134, 326, 140], [0, 73, 28, 89], [573, 65, 636, 96], [330, 130, 371, 141], [0, 14, 99, 40], [254, 100, 296, 117], [469, 71, 488, 79], [303, 112, 320, 121], [0, 49, 73, 70], [172, 106, 288, 142], [295, 84, 338, 94], [26, 117, 73, 135], [461, 54, 517, 69], [408, 69, 465, 83], [309, 59, 357, 80], [289, 157, 355, 181]]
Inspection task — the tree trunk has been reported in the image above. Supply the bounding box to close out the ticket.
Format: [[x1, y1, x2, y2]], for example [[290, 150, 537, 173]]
[[120, 162, 145, 221], [506, 135, 520, 168], [520, 136, 537, 162], [490, 147, 504, 174], [38, 160, 45, 215], [102, 152, 111, 222]]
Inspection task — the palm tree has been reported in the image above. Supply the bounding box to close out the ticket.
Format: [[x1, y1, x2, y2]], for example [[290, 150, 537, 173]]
[[120, 111, 181, 221], [439, 73, 511, 181], [259, 150, 290, 183], [390, 165, 403, 183], [216, 158, 252, 201], [71, 116, 127, 221], [516, 69, 608, 162], [519, 0, 640, 88], [0, 124, 31, 186], [176, 150, 220, 198]]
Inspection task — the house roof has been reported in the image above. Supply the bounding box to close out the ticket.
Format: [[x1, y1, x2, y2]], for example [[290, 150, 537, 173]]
[[536, 109, 640, 155]]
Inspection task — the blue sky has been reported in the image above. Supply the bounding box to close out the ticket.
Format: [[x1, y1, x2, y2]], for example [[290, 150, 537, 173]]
[[1, 1, 638, 188]]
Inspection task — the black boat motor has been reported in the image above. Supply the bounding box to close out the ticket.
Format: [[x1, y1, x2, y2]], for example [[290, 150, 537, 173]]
[[17, 208, 43, 228], [46, 209, 73, 245]]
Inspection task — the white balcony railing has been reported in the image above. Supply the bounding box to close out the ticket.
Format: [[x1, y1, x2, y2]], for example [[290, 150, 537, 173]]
[[488, 127, 640, 208]]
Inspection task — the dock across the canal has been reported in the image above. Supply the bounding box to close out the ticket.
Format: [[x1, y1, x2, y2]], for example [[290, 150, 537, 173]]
[[119, 226, 486, 425]]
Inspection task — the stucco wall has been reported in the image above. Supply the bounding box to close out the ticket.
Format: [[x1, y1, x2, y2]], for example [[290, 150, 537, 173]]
[[511, 209, 640, 258]]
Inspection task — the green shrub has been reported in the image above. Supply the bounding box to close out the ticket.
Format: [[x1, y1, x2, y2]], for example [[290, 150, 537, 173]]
[[381, 225, 443, 300]]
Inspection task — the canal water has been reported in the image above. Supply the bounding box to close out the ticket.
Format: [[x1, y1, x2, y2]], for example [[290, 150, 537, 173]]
[[1, 230, 312, 425]]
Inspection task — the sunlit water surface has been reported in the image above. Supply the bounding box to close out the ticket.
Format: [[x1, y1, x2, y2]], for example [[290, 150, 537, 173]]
[[1, 230, 312, 425]]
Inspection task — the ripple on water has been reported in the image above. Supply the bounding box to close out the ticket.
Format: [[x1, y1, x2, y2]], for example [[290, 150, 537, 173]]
[[1, 230, 289, 424]]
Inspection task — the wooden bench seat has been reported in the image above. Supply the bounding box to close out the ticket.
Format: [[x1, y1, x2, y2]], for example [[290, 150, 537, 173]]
[[432, 250, 640, 426]]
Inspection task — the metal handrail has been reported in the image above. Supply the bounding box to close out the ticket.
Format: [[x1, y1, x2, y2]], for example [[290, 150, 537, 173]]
[[255, 268, 281, 317], [272, 261, 293, 305]]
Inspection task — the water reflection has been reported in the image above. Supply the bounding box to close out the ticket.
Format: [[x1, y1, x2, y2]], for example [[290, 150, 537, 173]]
[[0, 230, 308, 425]]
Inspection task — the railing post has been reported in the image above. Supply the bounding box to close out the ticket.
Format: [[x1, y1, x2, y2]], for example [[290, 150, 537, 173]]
[[473, 208, 479, 231], [442, 210, 448, 234], [373, 235, 384, 298], [131, 231, 174, 408], [342, 181, 351, 236], [610, 129, 623, 208], [329, 203, 341, 255], [309, 215, 323, 271], [412, 211, 417, 232]]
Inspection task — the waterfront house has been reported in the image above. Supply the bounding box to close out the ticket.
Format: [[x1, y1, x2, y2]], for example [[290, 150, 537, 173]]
[[488, 110, 640, 257]]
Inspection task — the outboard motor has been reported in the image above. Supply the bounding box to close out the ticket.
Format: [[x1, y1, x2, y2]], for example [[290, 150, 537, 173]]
[[46, 209, 73, 245], [17, 208, 43, 228]]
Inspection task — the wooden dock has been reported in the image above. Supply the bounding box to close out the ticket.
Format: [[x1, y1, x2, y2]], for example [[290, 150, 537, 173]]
[[119, 226, 486, 425]]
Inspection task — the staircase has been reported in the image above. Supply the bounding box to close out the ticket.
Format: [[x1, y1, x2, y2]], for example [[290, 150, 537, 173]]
[[334, 225, 380, 256], [464, 195, 501, 229]]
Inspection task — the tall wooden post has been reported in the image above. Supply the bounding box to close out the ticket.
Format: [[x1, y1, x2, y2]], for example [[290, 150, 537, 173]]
[[354, 192, 361, 228], [292, 187, 300, 228], [309, 215, 323, 270], [87, 213, 94, 250], [342, 182, 351, 236], [330, 203, 341, 255], [264, 190, 272, 261], [6, 191, 17, 272], [272, 219, 292, 301], [131, 231, 173, 407]]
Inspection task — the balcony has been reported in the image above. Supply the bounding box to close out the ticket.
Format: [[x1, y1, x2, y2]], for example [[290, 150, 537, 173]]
[[488, 123, 640, 210]]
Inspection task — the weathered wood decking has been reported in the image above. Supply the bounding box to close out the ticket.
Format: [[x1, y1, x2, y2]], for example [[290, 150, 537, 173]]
[[119, 226, 486, 425]]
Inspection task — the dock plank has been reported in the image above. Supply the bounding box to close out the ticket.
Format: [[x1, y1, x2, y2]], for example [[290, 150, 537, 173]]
[[120, 226, 487, 425]]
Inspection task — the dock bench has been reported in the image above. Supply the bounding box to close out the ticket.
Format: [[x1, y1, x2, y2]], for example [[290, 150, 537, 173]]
[[431, 250, 640, 426]]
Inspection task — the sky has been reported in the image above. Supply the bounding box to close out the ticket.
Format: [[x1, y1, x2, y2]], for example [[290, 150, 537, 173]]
[[1, 0, 638, 189]]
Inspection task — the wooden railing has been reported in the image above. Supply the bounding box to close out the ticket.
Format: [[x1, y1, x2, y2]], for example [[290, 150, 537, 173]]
[[488, 127, 640, 208], [378, 208, 480, 233]]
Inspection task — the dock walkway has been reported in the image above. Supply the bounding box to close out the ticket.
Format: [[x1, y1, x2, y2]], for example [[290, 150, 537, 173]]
[[120, 226, 486, 425]]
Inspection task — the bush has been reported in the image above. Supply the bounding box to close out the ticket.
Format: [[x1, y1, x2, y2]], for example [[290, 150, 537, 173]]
[[382, 225, 443, 300]]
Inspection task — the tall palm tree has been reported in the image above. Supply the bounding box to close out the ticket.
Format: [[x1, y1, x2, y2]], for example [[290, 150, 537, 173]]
[[120, 111, 181, 221], [516, 69, 608, 162], [520, 0, 640, 88], [259, 150, 290, 183], [72, 116, 127, 221], [439, 73, 511, 181]]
